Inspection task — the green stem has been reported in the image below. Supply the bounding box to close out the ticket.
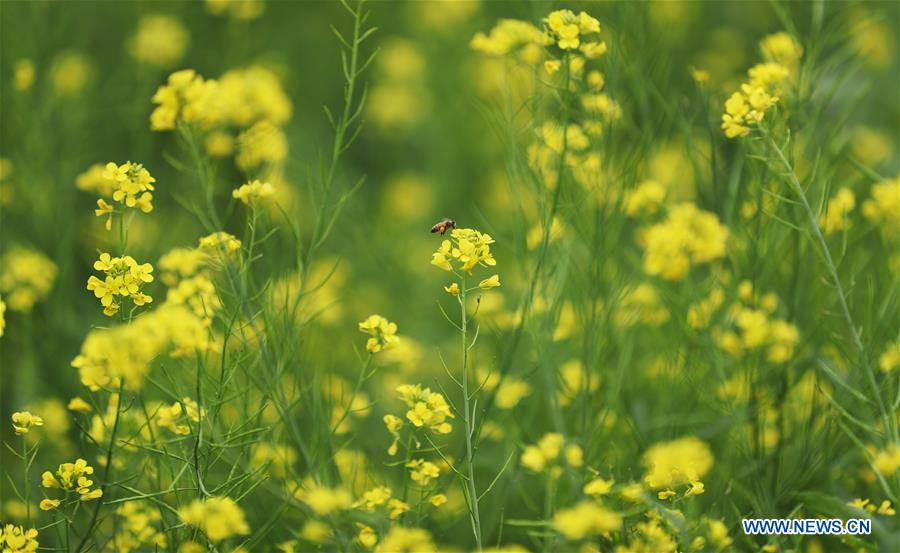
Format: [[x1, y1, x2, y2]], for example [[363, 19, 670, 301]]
[[75, 380, 126, 553], [460, 276, 483, 551], [766, 135, 893, 440]]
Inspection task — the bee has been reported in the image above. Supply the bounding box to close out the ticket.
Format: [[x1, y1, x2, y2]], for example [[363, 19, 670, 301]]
[[430, 218, 457, 235]]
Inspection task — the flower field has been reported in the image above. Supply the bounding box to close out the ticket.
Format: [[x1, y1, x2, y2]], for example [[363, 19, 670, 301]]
[[0, 1, 898, 552]]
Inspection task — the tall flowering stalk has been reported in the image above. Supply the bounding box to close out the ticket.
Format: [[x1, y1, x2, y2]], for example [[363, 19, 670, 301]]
[[432, 227, 500, 550]]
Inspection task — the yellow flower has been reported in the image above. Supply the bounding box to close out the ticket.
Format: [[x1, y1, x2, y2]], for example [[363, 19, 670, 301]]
[[0, 247, 58, 312], [354, 486, 392, 510], [657, 489, 676, 500], [552, 501, 622, 540], [431, 227, 497, 274], [396, 384, 453, 433], [429, 494, 447, 506], [128, 14, 189, 67], [387, 498, 410, 519], [444, 282, 460, 296], [685, 481, 705, 497], [11, 411, 43, 435], [102, 161, 156, 213], [760, 32, 803, 68], [0, 525, 39, 553], [296, 483, 352, 516], [39, 499, 60, 511], [41, 459, 102, 503], [67, 397, 92, 412], [583, 477, 614, 496], [358, 314, 399, 352], [642, 436, 713, 489], [13, 59, 35, 91], [405, 459, 441, 486], [178, 497, 250, 542], [641, 203, 729, 281], [478, 274, 501, 290], [384, 414, 403, 455], [232, 179, 275, 205], [377, 526, 435, 552], [356, 524, 377, 549]]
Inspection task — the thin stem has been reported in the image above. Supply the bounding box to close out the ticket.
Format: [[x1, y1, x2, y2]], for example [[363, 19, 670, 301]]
[[75, 380, 126, 553], [460, 275, 483, 551], [766, 135, 892, 440]]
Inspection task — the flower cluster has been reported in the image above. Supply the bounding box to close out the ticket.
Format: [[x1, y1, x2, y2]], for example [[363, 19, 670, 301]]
[[641, 436, 713, 497], [553, 501, 622, 540], [396, 384, 453, 434], [178, 496, 250, 542], [150, 69, 218, 131], [431, 227, 497, 273], [722, 34, 797, 138], [295, 482, 352, 516], [358, 314, 398, 353], [862, 176, 899, 238], [40, 458, 103, 507], [11, 411, 43, 435], [0, 525, 39, 553], [232, 179, 275, 205], [405, 458, 441, 486], [72, 304, 209, 390], [102, 161, 156, 212], [128, 14, 188, 68], [640, 203, 729, 281], [113, 501, 168, 552], [155, 398, 203, 435], [544, 9, 605, 57], [709, 281, 800, 364], [819, 187, 856, 234], [0, 246, 58, 312], [521, 432, 584, 475], [199, 231, 242, 255], [86, 252, 154, 316]]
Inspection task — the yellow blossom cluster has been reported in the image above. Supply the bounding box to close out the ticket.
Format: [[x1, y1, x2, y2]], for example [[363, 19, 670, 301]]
[[760, 31, 803, 68], [722, 34, 796, 138], [95, 161, 156, 218], [553, 500, 622, 541], [199, 231, 242, 255], [878, 341, 900, 373], [544, 9, 605, 57], [40, 458, 103, 508], [151, 65, 292, 177], [640, 203, 729, 281], [0, 246, 58, 312], [819, 187, 856, 234], [862, 176, 899, 238], [295, 482, 352, 516], [206, 0, 265, 21], [0, 525, 39, 553], [641, 436, 713, 490], [358, 314, 399, 353], [178, 496, 250, 542], [470, 19, 549, 61], [155, 398, 203, 435], [72, 303, 210, 390], [431, 227, 497, 273], [710, 282, 800, 363], [848, 498, 895, 516], [86, 252, 154, 316], [521, 432, 583, 475], [113, 501, 168, 553], [376, 527, 436, 553], [11, 411, 43, 435], [396, 383, 454, 434], [405, 458, 441, 486], [232, 179, 275, 205], [128, 14, 188, 68]]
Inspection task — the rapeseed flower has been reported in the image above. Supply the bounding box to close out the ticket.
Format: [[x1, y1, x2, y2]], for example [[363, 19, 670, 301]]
[[178, 496, 250, 542], [232, 179, 275, 204], [128, 14, 189, 67], [0, 525, 39, 553], [396, 384, 453, 433], [0, 247, 58, 312], [41, 458, 102, 503], [552, 501, 622, 540], [86, 252, 154, 316], [641, 203, 728, 280], [431, 227, 496, 273], [642, 436, 713, 489], [358, 314, 399, 352], [11, 411, 43, 435]]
